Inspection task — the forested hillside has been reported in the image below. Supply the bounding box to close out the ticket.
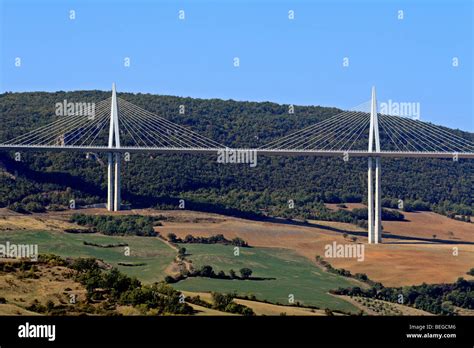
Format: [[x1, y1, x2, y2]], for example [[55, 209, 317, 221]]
[[0, 91, 472, 221]]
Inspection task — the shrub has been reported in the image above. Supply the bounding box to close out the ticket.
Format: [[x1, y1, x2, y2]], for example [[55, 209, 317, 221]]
[[239, 268, 253, 279], [25, 202, 46, 213]]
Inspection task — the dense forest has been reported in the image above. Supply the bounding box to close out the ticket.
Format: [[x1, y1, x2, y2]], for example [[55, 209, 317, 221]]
[[0, 91, 472, 221]]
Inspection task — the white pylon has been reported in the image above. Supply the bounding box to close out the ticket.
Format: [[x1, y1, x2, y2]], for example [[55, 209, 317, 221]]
[[368, 86, 382, 244], [107, 83, 121, 211], [107, 153, 114, 211]]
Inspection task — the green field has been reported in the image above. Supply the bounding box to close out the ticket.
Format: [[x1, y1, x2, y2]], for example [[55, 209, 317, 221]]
[[1, 230, 359, 312], [173, 243, 359, 313], [0, 230, 175, 283]]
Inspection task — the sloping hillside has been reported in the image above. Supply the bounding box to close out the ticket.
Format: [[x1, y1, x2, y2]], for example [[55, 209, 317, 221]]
[[0, 91, 472, 220]]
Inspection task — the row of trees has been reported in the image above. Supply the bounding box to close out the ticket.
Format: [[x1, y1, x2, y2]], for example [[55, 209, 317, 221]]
[[167, 233, 249, 247], [83, 241, 128, 248], [351, 207, 405, 221], [165, 265, 254, 284], [185, 292, 255, 316], [70, 214, 160, 237], [315, 255, 382, 288]]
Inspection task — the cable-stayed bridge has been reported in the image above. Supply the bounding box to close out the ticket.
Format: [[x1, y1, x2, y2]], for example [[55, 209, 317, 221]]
[[1, 84, 473, 244]]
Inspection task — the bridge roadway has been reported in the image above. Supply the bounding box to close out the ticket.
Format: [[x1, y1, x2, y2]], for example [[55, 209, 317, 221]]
[[0, 144, 473, 159]]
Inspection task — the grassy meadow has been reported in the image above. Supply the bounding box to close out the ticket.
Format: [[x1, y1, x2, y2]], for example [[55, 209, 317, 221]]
[[174, 243, 359, 313], [0, 230, 175, 283]]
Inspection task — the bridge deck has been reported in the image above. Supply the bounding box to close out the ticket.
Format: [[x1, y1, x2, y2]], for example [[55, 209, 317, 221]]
[[0, 144, 473, 159]]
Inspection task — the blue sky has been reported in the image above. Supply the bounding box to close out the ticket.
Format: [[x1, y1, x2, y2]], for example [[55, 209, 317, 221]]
[[0, 0, 472, 131]]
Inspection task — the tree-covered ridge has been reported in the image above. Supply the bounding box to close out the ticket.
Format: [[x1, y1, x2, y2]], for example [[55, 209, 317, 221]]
[[0, 91, 472, 219]]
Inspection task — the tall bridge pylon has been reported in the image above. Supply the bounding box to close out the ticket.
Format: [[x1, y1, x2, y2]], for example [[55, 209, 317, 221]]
[[367, 87, 382, 244], [107, 83, 121, 211]]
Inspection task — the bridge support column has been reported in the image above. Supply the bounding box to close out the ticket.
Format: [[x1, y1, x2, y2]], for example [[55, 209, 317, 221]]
[[114, 153, 121, 211], [107, 153, 114, 211], [367, 157, 382, 244], [367, 158, 374, 243], [374, 157, 382, 243]]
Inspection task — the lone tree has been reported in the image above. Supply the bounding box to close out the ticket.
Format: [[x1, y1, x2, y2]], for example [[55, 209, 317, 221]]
[[178, 247, 186, 257], [239, 268, 252, 279], [200, 265, 214, 278], [167, 233, 178, 243]]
